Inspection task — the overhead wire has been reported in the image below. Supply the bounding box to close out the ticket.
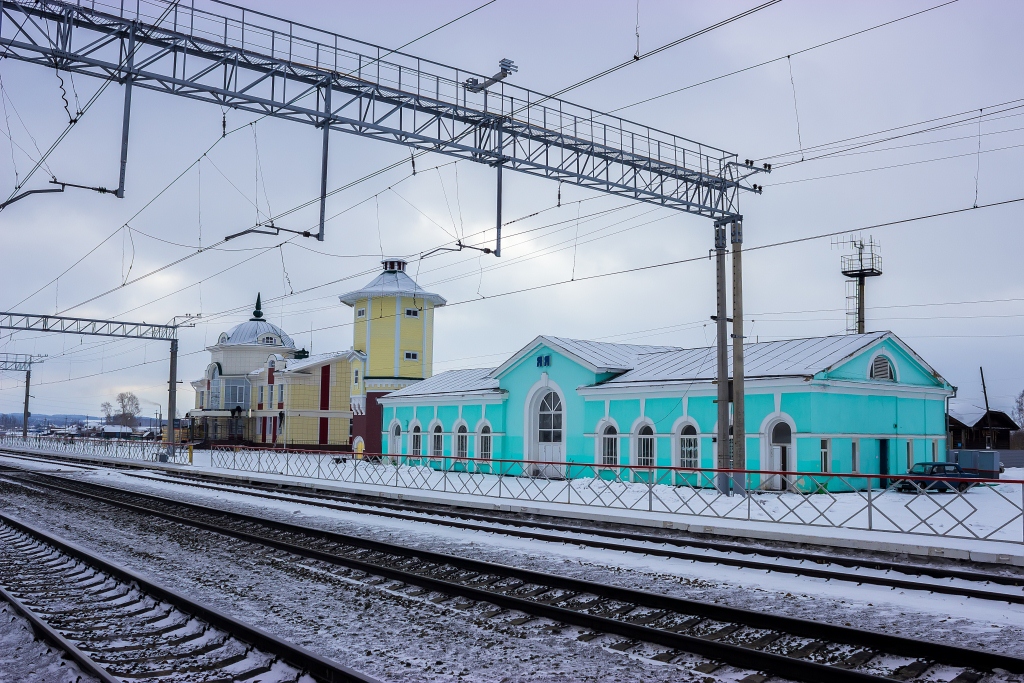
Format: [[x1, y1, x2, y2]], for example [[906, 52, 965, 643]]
[[610, 0, 960, 114]]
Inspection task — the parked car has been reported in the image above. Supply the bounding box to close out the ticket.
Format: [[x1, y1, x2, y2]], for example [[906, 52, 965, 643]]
[[895, 462, 979, 493]]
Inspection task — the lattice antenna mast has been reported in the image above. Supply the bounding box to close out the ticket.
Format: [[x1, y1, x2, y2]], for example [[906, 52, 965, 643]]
[[834, 235, 882, 334]]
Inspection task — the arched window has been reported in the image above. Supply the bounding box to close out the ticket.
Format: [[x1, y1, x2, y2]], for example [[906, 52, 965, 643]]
[[431, 425, 443, 458], [411, 425, 422, 456], [538, 392, 562, 444], [602, 425, 618, 466], [456, 424, 468, 459], [771, 422, 792, 445], [479, 425, 492, 460], [637, 425, 654, 467], [679, 424, 699, 468], [870, 355, 895, 381], [390, 424, 401, 454]]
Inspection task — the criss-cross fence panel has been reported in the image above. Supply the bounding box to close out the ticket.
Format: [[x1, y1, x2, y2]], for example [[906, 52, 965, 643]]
[[0, 434, 190, 463], [200, 447, 1024, 545], [0, 0, 747, 218]]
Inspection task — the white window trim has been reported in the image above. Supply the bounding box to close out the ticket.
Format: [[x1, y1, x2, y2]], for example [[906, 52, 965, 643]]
[[428, 420, 445, 458], [594, 417, 620, 467], [631, 419, 657, 467], [867, 351, 899, 382], [477, 422, 493, 460], [819, 438, 831, 473], [453, 420, 469, 459], [672, 418, 701, 468], [404, 351, 420, 361]]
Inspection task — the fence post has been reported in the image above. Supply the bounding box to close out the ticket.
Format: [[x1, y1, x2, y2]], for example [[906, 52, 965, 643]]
[[867, 481, 873, 531], [648, 473, 653, 512]]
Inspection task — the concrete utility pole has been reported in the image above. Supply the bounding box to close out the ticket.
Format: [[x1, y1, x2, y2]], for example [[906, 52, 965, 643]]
[[731, 220, 746, 492], [167, 338, 178, 460], [715, 221, 730, 494], [22, 367, 30, 439]]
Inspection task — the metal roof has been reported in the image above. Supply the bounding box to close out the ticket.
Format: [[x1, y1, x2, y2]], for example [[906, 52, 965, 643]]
[[383, 368, 500, 399], [338, 270, 446, 307], [606, 332, 890, 386], [283, 350, 361, 373], [218, 320, 295, 349], [492, 335, 681, 377]]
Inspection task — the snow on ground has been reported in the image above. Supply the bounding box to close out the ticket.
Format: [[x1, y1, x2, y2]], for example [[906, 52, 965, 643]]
[[0, 602, 96, 683], [4, 453, 1024, 682]]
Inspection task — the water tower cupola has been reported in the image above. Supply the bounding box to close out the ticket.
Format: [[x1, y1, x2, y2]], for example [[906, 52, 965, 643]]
[[338, 258, 446, 381]]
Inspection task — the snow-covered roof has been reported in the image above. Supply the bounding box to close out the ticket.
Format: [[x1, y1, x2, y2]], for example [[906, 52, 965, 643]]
[[339, 269, 446, 307], [492, 335, 681, 377], [383, 368, 500, 399], [283, 349, 362, 373], [606, 332, 892, 386], [218, 319, 295, 349]]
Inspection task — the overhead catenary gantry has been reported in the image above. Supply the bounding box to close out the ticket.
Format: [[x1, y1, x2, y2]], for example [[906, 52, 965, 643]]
[[0, 312, 187, 456], [0, 353, 43, 439], [0, 0, 766, 480]]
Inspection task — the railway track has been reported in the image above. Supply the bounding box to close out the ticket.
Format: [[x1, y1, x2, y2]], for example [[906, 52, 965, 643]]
[[0, 506, 379, 683], [4, 468, 1023, 683], [8, 449, 1023, 604], [9, 449, 1019, 604]]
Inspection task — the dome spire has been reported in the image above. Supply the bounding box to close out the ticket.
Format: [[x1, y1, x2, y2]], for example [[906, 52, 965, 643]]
[[251, 293, 264, 321]]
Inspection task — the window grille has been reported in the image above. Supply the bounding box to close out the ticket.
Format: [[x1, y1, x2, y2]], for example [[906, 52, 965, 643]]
[[353, 369, 359, 385], [258, 386, 264, 404], [479, 426, 492, 460], [679, 436, 699, 468], [637, 425, 654, 467], [870, 355, 894, 381], [261, 335, 276, 345], [456, 425, 468, 459], [356, 308, 366, 317], [405, 351, 419, 361], [602, 425, 618, 466], [820, 438, 830, 473], [431, 426, 443, 458], [405, 308, 419, 318], [411, 426, 421, 456]]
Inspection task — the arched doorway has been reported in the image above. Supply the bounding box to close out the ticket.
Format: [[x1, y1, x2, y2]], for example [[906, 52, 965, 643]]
[[769, 421, 792, 491], [535, 390, 564, 477]]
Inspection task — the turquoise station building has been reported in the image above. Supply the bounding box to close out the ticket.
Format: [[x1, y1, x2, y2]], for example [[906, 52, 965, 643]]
[[378, 331, 954, 488]]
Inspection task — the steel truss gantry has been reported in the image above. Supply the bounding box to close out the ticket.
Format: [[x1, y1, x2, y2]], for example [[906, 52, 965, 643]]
[[0, 353, 42, 438], [0, 0, 761, 243], [0, 312, 177, 340], [0, 312, 184, 456]]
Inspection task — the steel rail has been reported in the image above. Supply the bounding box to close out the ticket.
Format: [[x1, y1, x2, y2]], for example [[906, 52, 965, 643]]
[[4, 470, 1021, 683], [0, 508, 382, 683], [125, 465, 1024, 596], [0, 583, 121, 683]]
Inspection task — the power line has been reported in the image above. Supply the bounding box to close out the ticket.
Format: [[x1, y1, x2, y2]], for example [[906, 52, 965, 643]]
[[293, 196, 1024, 337], [545, 0, 780, 101], [610, 0, 959, 114]]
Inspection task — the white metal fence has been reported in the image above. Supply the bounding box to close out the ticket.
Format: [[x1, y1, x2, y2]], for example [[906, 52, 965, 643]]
[[0, 435, 188, 464], [210, 447, 1024, 545]]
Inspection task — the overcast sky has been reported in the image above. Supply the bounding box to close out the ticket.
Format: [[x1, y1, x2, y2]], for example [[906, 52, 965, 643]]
[[0, 0, 1021, 423]]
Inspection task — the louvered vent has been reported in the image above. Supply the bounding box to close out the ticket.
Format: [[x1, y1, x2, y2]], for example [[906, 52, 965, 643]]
[[871, 355, 894, 381]]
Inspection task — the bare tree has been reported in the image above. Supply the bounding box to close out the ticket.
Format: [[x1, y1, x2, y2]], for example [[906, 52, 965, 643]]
[[113, 392, 142, 427], [100, 402, 113, 425]]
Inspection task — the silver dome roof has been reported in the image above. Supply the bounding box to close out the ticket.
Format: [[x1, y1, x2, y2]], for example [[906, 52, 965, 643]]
[[219, 319, 295, 348]]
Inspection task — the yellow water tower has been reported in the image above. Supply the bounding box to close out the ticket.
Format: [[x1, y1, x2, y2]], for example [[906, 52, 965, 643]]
[[339, 258, 446, 387]]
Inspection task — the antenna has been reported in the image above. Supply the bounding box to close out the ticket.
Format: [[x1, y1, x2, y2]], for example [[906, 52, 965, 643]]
[[834, 235, 882, 334]]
